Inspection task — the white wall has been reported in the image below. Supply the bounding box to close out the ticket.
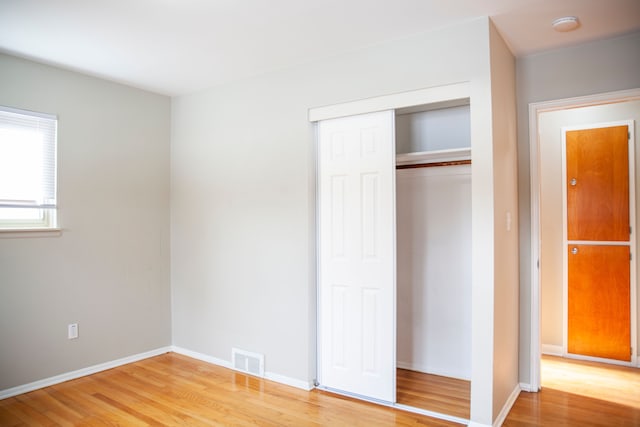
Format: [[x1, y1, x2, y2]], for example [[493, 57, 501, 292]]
[[539, 101, 640, 350], [0, 54, 172, 391], [516, 31, 640, 384], [395, 106, 471, 153], [488, 20, 519, 421], [171, 19, 499, 424], [396, 165, 472, 380], [395, 107, 473, 382]]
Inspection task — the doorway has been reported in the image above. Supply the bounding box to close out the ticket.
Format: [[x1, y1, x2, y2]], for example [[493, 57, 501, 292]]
[[394, 106, 472, 419], [528, 89, 640, 391], [312, 84, 474, 424]]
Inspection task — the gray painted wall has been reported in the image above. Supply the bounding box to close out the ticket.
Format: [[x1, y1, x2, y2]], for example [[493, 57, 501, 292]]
[[171, 17, 519, 425], [0, 54, 172, 390], [516, 31, 640, 384], [170, 16, 490, 382]]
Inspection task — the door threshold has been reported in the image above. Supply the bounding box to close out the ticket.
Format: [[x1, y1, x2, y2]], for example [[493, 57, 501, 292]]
[[563, 353, 638, 368], [316, 386, 470, 425], [393, 403, 469, 425]]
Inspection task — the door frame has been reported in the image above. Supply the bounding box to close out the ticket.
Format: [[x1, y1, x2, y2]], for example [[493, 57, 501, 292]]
[[310, 82, 473, 426], [561, 120, 636, 365], [529, 88, 640, 391]]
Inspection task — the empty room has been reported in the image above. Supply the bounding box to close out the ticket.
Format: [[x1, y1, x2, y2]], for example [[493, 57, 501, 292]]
[[1, 1, 640, 426]]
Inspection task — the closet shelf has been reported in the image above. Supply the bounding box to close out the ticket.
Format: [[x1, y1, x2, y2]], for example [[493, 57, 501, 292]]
[[396, 148, 471, 167]]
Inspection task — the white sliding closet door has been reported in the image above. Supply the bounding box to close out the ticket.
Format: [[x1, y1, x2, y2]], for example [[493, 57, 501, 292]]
[[318, 110, 396, 403]]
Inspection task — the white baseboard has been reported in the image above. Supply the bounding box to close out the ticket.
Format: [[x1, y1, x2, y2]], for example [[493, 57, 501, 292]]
[[519, 382, 538, 392], [564, 352, 636, 367], [396, 361, 471, 381], [0, 346, 172, 400], [264, 371, 314, 391], [463, 384, 524, 427], [540, 346, 640, 367], [396, 361, 420, 372], [493, 383, 521, 427], [171, 346, 314, 391], [394, 403, 469, 425], [541, 344, 563, 356], [171, 346, 232, 369]]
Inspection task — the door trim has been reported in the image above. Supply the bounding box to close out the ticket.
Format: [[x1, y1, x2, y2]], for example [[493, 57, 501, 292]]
[[529, 88, 640, 391], [561, 121, 636, 365], [311, 84, 473, 424], [308, 82, 470, 122]]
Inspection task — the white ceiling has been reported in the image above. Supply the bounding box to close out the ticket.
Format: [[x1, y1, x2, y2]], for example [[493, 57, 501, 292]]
[[1, 0, 639, 96]]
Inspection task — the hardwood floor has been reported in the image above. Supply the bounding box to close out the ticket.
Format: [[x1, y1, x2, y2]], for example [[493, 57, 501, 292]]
[[396, 369, 470, 419], [503, 355, 640, 426], [2, 353, 638, 426], [0, 352, 459, 426]]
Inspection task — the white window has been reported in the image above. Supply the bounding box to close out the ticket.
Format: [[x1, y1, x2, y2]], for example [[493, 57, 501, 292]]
[[0, 106, 58, 230]]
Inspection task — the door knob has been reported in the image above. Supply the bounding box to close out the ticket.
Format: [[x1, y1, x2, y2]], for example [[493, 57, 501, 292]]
[[571, 247, 578, 255], [570, 178, 577, 186]]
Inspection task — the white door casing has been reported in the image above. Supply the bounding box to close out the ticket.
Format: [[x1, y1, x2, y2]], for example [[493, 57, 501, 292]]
[[528, 89, 640, 391], [317, 110, 396, 403]]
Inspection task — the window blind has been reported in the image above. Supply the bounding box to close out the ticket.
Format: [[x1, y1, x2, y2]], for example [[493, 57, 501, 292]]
[[0, 106, 57, 209]]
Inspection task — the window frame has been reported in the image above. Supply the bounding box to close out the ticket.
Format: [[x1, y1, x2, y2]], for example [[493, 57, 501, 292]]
[[0, 105, 59, 235]]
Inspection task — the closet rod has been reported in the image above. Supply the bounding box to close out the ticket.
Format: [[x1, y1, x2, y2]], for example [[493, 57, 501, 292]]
[[396, 159, 471, 170]]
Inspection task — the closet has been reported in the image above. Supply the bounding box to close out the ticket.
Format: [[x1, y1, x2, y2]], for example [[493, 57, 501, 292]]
[[395, 105, 472, 418], [313, 84, 473, 422]]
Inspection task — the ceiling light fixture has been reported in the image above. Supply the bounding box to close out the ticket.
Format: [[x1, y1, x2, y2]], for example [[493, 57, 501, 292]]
[[552, 16, 580, 32]]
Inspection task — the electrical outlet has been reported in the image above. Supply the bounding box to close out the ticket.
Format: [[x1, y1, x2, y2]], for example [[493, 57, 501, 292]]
[[68, 323, 78, 340]]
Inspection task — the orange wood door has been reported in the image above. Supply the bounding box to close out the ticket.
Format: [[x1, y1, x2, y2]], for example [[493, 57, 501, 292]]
[[566, 125, 629, 241], [566, 125, 631, 362], [567, 245, 630, 361]]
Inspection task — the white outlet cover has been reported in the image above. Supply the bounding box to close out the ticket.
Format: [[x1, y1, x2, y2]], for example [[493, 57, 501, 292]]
[[68, 323, 78, 339]]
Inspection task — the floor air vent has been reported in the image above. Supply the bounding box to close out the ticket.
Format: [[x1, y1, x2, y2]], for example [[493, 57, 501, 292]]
[[232, 348, 265, 377]]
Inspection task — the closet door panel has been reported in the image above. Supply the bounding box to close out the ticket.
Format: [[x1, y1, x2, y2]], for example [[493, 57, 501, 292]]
[[318, 111, 396, 403]]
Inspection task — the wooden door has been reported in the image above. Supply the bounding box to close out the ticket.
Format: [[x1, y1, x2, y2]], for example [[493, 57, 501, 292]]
[[567, 245, 630, 360], [566, 125, 631, 362], [318, 111, 396, 402], [566, 125, 629, 241]]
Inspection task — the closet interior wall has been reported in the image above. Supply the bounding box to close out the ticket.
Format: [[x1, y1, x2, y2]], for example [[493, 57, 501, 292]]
[[395, 105, 472, 381]]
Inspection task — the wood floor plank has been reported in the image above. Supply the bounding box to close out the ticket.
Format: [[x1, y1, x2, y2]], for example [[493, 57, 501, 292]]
[[14, 389, 83, 427], [538, 355, 640, 408], [504, 355, 640, 426], [396, 368, 470, 419], [93, 369, 264, 426], [1, 401, 57, 426], [0, 353, 460, 426], [0, 406, 22, 427], [4, 352, 637, 426]]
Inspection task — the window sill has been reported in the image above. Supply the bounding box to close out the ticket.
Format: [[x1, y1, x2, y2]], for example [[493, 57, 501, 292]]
[[0, 228, 62, 238]]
